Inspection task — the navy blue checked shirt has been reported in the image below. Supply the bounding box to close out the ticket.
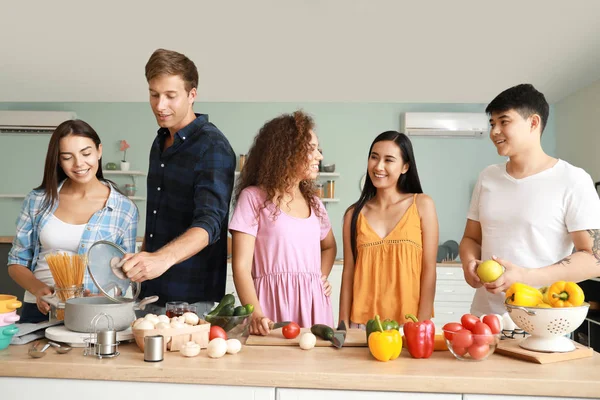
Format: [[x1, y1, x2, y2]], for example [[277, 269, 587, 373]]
[[142, 114, 236, 306]]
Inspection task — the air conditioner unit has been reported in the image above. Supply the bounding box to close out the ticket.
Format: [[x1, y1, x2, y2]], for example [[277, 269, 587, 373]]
[[0, 111, 77, 134], [401, 112, 489, 138]]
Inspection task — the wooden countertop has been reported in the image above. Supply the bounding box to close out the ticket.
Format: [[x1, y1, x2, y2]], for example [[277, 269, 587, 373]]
[[1, 342, 599, 397]]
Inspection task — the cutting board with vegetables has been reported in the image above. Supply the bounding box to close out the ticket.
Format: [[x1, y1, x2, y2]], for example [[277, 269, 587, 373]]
[[245, 327, 367, 347], [495, 338, 593, 364]]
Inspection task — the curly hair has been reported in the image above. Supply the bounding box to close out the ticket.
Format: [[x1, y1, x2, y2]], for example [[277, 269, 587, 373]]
[[234, 110, 323, 220]]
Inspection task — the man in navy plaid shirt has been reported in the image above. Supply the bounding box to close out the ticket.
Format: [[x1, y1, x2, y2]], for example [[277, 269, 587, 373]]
[[122, 49, 236, 314]]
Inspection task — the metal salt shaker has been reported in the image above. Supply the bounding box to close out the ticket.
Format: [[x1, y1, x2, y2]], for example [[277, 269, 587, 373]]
[[144, 335, 164, 362], [97, 329, 117, 356]]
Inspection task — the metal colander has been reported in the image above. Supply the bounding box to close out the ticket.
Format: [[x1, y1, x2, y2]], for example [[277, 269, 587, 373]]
[[505, 303, 589, 352]]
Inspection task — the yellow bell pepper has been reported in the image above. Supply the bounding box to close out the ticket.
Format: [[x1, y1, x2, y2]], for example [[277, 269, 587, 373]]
[[539, 286, 551, 305], [547, 281, 585, 307], [505, 282, 543, 307], [368, 315, 402, 362]]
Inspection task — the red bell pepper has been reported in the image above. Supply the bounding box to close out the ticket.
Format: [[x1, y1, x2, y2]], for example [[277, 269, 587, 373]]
[[403, 314, 435, 359]]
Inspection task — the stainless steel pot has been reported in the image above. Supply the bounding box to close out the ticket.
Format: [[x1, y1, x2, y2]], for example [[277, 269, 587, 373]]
[[43, 294, 157, 332]]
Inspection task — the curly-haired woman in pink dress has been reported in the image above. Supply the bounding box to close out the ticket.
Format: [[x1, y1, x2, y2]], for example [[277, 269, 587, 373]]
[[229, 110, 336, 335]]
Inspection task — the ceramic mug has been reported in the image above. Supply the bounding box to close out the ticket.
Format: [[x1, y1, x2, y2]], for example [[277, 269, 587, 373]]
[[0, 295, 22, 314], [0, 310, 20, 327]]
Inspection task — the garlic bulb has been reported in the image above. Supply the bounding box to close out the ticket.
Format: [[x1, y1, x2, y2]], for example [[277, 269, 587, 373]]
[[207, 338, 228, 358], [226, 339, 242, 355]]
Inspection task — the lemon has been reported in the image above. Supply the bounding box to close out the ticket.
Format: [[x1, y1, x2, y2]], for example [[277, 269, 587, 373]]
[[476, 260, 504, 283]]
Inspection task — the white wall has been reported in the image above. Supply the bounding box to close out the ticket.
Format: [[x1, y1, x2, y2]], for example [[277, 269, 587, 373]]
[[555, 78, 600, 183]]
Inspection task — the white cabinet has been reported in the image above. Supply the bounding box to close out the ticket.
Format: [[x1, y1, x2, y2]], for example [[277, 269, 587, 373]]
[[433, 265, 475, 328], [277, 388, 461, 400], [1, 378, 275, 400]]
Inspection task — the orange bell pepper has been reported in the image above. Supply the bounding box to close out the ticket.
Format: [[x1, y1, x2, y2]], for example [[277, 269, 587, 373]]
[[368, 315, 402, 362], [547, 281, 585, 307]]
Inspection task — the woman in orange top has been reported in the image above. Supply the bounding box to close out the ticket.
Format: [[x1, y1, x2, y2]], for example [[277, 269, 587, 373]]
[[339, 131, 439, 328]]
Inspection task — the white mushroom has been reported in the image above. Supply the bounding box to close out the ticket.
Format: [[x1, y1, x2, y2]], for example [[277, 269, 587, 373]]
[[226, 339, 242, 355], [207, 338, 228, 358]]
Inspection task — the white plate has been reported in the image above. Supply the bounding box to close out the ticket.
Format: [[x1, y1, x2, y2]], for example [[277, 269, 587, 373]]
[[45, 325, 133, 348]]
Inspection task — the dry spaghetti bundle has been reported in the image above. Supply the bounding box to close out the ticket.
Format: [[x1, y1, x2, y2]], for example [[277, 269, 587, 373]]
[[45, 252, 86, 320]]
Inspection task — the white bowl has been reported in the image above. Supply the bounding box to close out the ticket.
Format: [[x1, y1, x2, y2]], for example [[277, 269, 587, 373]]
[[505, 303, 589, 352]]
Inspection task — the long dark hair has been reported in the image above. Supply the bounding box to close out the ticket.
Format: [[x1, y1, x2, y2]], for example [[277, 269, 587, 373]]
[[36, 119, 109, 212], [347, 131, 423, 261]]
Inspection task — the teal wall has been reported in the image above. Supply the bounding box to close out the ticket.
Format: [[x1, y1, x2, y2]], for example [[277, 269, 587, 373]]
[[0, 102, 557, 258]]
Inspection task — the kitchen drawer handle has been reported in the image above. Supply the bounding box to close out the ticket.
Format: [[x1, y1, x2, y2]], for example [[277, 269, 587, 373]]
[[443, 289, 455, 293], [441, 272, 455, 275]]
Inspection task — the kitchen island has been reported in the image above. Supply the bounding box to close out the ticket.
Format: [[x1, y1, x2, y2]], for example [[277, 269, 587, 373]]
[[1, 342, 599, 399]]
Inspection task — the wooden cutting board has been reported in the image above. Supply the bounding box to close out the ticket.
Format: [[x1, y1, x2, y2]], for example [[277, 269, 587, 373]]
[[245, 327, 367, 347], [495, 338, 594, 364]]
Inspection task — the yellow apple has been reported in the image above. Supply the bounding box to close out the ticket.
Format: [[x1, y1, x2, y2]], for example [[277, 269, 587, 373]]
[[476, 260, 504, 283]]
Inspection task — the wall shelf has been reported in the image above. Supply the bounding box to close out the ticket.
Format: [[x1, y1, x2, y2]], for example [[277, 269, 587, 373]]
[[104, 170, 146, 176]]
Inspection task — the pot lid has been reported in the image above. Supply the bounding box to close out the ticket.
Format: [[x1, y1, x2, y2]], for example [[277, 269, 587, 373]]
[[86, 240, 140, 303]]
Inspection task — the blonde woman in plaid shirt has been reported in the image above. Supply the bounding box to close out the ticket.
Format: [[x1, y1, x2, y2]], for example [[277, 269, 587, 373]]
[[8, 119, 138, 323]]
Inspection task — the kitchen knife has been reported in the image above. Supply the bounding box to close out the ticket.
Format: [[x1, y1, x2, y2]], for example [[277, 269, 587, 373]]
[[269, 321, 292, 330], [332, 321, 347, 348]]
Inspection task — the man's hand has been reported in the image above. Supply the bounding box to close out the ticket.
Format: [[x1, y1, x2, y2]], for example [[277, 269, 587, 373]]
[[120, 251, 173, 283], [33, 285, 53, 315], [462, 258, 483, 289], [321, 275, 332, 297], [483, 256, 526, 294]]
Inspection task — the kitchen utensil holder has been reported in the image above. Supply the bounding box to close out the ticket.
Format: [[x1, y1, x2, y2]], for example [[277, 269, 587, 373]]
[[84, 313, 120, 359]]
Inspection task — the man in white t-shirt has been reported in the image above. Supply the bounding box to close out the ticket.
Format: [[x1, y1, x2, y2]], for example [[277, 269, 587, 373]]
[[459, 83, 600, 316]]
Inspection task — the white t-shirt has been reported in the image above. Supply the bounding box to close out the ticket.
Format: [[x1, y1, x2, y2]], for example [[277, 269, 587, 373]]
[[467, 159, 600, 316], [23, 214, 86, 303]]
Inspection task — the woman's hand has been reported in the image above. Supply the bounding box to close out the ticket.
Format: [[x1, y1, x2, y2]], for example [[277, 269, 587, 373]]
[[250, 314, 272, 336], [32, 285, 53, 315], [321, 275, 332, 296]]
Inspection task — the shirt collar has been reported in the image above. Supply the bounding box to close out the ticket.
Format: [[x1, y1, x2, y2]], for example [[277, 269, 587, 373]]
[[157, 113, 209, 139]]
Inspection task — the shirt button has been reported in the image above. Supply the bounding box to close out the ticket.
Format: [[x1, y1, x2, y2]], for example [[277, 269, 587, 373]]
[[149, 234, 153, 238], [81, 244, 85, 248], [161, 163, 164, 168], [157, 187, 161, 191], [182, 136, 186, 140], [87, 227, 91, 231], [153, 210, 157, 214]]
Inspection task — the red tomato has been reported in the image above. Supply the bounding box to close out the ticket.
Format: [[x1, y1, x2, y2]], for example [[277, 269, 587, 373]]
[[282, 322, 301, 339], [452, 329, 473, 349], [452, 346, 468, 357], [442, 322, 463, 341], [468, 343, 490, 360], [482, 314, 502, 334], [209, 325, 228, 341], [472, 321, 493, 345], [460, 314, 480, 331]]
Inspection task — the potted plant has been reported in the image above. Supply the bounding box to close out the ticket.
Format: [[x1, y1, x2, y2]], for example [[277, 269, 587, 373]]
[[120, 140, 131, 171]]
